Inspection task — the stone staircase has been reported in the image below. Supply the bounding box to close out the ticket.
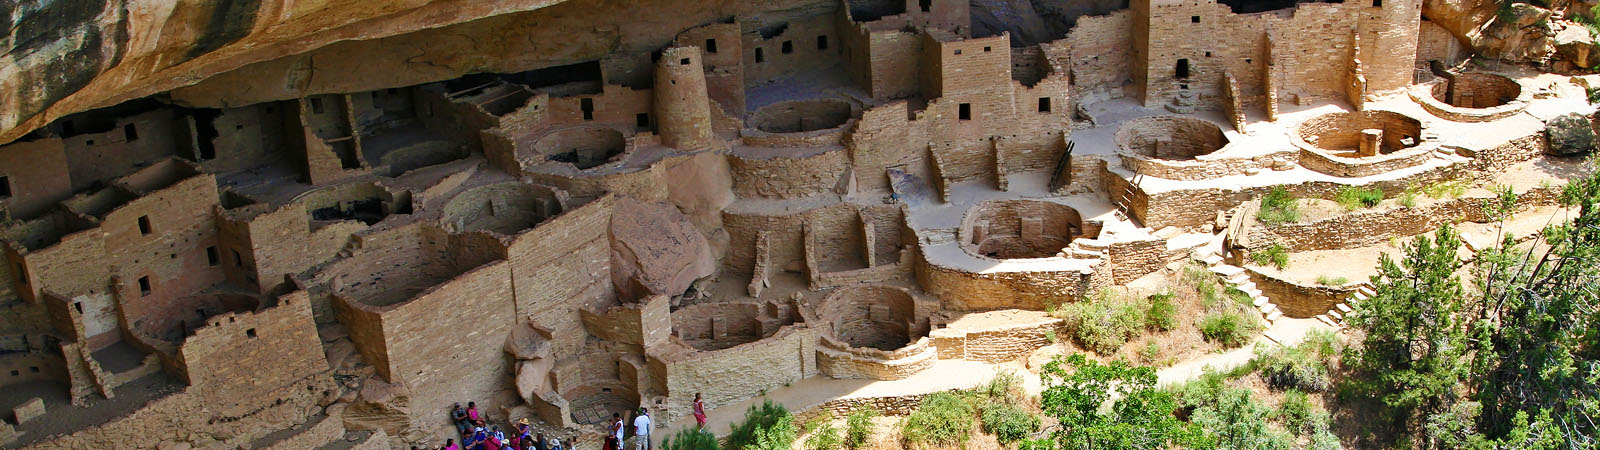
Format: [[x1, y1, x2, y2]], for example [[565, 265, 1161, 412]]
[[1315, 282, 1374, 329], [1060, 237, 1109, 259], [1209, 264, 1285, 324]]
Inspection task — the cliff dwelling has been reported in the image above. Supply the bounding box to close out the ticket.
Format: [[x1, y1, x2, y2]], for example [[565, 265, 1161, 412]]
[[0, 0, 1596, 448]]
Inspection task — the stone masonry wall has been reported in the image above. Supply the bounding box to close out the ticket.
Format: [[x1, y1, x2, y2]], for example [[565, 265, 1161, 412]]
[[176, 290, 327, 417], [506, 194, 616, 360]]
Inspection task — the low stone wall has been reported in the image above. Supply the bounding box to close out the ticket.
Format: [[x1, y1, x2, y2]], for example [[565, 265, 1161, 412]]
[[1296, 145, 1439, 178], [1244, 267, 1356, 318], [914, 253, 1101, 311], [1242, 185, 1563, 252], [1118, 151, 1293, 180], [930, 318, 1063, 363], [792, 391, 941, 424], [816, 336, 938, 380], [1467, 134, 1545, 172]]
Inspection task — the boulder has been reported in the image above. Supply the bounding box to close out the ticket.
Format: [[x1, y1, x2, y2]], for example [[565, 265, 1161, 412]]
[[1555, 24, 1597, 67], [515, 359, 555, 404], [1545, 113, 1597, 155], [1473, 3, 1558, 62], [504, 323, 553, 360], [609, 197, 716, 301], [324, 339, 358, 369], [343, 378, 413, 436]]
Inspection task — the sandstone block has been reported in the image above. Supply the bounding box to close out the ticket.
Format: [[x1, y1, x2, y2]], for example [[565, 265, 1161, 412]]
[[505, 323, 553, 360], [12, 398, 43, 424]]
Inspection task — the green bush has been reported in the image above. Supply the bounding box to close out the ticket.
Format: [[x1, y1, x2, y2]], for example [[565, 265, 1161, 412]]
[[1299, 329, 1340, 358], [1199, 310, 1260, 348], [1334, 186, 1384, 211], [1314, 275, 1348, 286], [1249, 243, 1290, 270], [727, 399, 792, 450], [804, 419, 842, 450], [1191, 387, 1294, 450], [663, 428, 720, 450], [1146, 293, 1177, 331], [844, 407, 878, 449], [1257, 186, 1301, 226], [982, 370, 1023, 402], [747, 415, 797, 450], [1423, 180, 1467, 199], [902, 392, 975, 447], [1252, 344, 1332, 392], [980, 401, 1041, 444], [1139, 342, 1162, 364], [1061, 292, 1149, 354], [1275, 390, 1314, 435]]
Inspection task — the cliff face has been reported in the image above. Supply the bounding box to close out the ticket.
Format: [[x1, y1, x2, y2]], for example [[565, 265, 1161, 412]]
[[0, 0, 835, 146], [0, 0, 568, 145]]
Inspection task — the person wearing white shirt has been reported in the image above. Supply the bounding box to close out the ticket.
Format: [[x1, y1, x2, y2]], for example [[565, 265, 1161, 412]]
[[632, 407, 652, 450]]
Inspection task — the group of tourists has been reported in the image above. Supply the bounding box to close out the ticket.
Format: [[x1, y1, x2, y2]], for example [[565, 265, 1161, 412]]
[[424, 401, 572, 450], [424, 393, 709, 450]]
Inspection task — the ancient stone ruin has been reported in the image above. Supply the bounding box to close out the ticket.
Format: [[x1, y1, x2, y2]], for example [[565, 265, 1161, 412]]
[[0, 0, 1594, 448]]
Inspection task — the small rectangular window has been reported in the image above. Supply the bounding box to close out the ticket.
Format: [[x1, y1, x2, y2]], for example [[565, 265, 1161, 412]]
[[138, 276, 151, 296], [680, 57, 691, 65], [817, 36, 829, 50], [1373, 0, 1381, 6], [73, 302, 83, 313], [123, 124, 138, 141], [958, 103, 972, 121], [636, 113, 651, 128], [755, 48, 765, 63], [581, 98, 595, 121], [1038, 97, 1052, 113], [705, 39, 718, 53], [246, 328, 257, 338], [137, 216, 151, 235], [1191, 16, 1200, 23], [954, 49, 963, 55], [983, 46, 991, 52], [206, 246, 219, 266], [1175, 59, 1190, 79], [0, 175, 11, 197], [781, 41, 793, 54], [309, 98, 324, 114], [920, 0, 932, 12], [233, 250, 243, 267]]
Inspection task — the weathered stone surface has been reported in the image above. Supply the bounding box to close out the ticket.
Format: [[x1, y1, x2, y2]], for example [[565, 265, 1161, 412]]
[[514, 359, 553, 404], [12, 398, 44, 424], [1546, 113, 1597, 155], [504, 323, 554, 360], [609, 197, 715, 301], [342, 378, 412, 436], [1555, 24, 1597, 67], [0, 0, 838, 145], [1475, 3, 1558, 62]]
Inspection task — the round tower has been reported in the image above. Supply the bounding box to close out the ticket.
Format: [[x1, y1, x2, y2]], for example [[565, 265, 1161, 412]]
[[654, 45, 714, 149]]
